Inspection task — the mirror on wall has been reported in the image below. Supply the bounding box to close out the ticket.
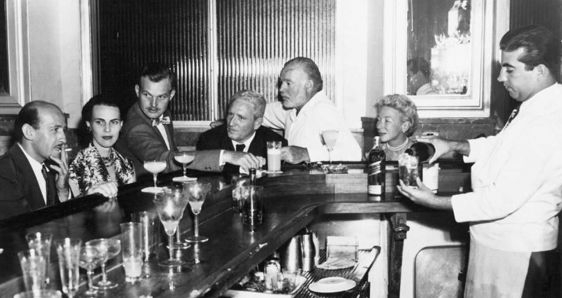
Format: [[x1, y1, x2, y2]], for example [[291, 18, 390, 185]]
[[406, 0, 471, 96], [383, 0, 509, 118]]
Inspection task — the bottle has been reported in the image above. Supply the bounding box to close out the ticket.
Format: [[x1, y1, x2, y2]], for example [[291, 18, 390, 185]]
[[249, 168, 257, 185], [406, 142, 438, 192], [367, 136, 386, 198]]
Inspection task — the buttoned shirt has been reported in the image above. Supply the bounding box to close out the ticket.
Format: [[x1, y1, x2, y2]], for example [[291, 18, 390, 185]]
[[18, 143, 47, 204], [154, 116, 171, 150], [263, 92, 361, 162], [451, 83, 562, 252], [230, 132, 256, 153]]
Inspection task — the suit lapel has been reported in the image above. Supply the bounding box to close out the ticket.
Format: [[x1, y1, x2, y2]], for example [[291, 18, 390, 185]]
[[10, 146, 47, 210]]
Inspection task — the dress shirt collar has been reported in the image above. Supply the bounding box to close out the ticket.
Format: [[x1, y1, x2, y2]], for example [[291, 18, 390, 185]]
[[518, 83, 561, 118], [231, 132, 257, 152], [293, 92, 327, 117]]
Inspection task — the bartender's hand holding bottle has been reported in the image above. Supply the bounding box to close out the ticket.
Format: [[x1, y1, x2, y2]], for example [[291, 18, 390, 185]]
[[398, 177, 452, 210]]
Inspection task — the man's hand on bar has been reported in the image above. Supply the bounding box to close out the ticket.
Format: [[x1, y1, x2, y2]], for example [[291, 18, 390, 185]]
[[280, 146, 310, 164]]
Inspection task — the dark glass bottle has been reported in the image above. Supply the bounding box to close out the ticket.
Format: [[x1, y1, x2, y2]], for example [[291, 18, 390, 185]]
[[367, 136, 386, 198], [249, 168, 257, 185]]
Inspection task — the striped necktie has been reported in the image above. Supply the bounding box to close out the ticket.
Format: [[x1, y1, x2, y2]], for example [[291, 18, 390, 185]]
[[503, 108, 519, 130]]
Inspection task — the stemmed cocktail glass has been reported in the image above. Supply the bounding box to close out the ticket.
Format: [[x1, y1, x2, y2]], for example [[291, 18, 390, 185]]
[[321, 130, 339, 164], [185, 182, 212, 243], [79, 245, 104, 296], [143, 160, 167, 193], [85, 238, 121, 290], [172, 151, 196, 182], [153, 187, 189, 267]]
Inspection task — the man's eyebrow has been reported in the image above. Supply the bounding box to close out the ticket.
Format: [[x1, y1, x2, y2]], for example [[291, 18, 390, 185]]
[[501, 62, 514, 68]]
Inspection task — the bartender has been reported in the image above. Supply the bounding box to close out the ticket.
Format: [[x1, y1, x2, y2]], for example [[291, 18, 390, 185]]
[[398, 25, 562, 297]]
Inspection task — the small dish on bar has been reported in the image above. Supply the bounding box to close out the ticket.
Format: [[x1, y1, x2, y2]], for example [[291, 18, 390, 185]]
[[308, 277, 356, 294], [172, 176, 197, 182]]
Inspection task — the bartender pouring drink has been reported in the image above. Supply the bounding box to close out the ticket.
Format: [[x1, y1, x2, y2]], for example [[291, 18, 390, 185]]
[[398, 25, 562, 298]]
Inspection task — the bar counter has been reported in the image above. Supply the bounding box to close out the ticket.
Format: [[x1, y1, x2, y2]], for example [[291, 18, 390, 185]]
[[0, 163, 469, 297]]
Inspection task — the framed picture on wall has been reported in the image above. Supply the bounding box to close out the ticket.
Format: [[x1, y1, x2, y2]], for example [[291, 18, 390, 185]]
[[382, 0, 510, 118]]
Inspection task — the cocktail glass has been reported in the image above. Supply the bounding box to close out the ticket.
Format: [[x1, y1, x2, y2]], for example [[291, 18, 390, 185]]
[[184, 182, 212, 243], [172, 151, 196, 182], [321, 130, 339, 164], [143, 160, 167, 192], [153, 187, 189, 267], [79, 245, 104, 296], [85, 238, 121, 290]]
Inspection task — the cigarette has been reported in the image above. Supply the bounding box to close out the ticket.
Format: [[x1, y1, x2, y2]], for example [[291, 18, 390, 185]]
[[64, 148, 73, 152]]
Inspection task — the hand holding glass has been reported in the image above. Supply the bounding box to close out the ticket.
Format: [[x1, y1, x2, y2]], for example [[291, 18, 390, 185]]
[[153, 187, 189, 267], [185, 182, 212, 243]]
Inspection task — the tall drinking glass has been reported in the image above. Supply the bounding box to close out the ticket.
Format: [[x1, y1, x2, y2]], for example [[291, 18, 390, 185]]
[[18, 249, 46, 294], [25, 231, 52, 288], [55, 238, 81, 298], [153, 187, 189, 267], [143, 160, 167, 193], [120, 222, 143, 283], [321, 130, 339, 164], [172, 151, 196, 182], [85, 238, 121, 289], [79, 245, 104, 296], [185, 182, 212, 243]]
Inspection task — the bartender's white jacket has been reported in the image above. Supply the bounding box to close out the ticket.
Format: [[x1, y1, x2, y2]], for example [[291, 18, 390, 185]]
[[451, 83, 562, 252]]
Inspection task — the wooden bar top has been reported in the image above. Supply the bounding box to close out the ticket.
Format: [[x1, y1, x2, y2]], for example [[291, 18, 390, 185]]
[[0, 163, 467, 297]]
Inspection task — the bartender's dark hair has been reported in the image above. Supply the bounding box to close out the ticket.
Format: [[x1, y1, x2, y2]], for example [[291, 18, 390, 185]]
[[282, 57, 323, 93], [138, 62, 177, 90], [14, 101, 62, 142], [500, 25, 561, 80]]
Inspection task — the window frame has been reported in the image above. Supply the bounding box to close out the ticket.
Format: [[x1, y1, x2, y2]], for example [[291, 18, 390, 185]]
[[0, 0, 30, 114]]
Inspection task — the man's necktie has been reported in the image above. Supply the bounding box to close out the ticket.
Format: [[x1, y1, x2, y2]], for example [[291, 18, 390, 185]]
[[235, 144, 246, 152], [503, 108, 519, 130], [41, 164, 57, 206], [152, 116, 171, 126]]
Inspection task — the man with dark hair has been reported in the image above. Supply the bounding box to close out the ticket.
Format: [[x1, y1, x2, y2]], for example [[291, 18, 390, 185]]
[[197, 90, 287, 174], [0, 101, 70, 219], [263, 57, 361, 163], [399, 25, 562, 297], [116, 63, 263, 177]]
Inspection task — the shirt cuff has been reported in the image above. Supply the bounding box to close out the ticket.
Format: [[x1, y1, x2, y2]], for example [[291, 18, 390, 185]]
[[451, 193, 473, 223], [218, 149, 226, 167]]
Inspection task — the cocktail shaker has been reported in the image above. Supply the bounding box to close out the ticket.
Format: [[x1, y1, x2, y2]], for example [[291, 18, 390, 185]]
[[280, 235, 302, 273], [301, 232, 316, 272]]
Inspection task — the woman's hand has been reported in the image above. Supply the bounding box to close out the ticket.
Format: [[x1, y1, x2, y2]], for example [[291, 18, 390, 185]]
[[87, 181, 118, 199]]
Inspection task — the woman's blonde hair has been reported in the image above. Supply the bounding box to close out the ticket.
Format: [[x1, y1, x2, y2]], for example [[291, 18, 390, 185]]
[[374, 94, 419, 137]]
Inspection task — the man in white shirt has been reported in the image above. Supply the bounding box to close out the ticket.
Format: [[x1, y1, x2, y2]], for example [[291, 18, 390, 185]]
[[263, 57, 362, 163], [398, 25, 562, 297], [0, 101, 71, 219]]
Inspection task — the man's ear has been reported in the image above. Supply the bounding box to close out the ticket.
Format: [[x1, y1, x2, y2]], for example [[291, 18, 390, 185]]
[[134, 84, 140, 97], [170, 89, 176, 101], [305, 80, 314, 92], [535, 64, 549, 78], [22, 123, 35, 140], [254, 116, 263, 130]]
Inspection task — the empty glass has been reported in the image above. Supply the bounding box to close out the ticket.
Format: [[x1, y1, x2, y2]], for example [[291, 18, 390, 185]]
[[79, 245, 104, 296], [85, 238, 121, 289], [18, 249, 47, 293], [25, 232, 52, 287], [55, 238, 81, 298]]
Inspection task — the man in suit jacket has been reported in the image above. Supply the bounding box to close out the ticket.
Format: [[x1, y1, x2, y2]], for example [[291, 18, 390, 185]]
[[116, 63, 264, 178], [0, 101, 70, 220], [197, 90, 287, 174]]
